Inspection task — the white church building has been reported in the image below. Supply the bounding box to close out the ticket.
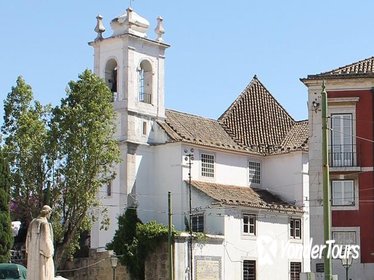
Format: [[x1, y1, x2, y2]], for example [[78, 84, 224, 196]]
[[89, 7, 310, 280]]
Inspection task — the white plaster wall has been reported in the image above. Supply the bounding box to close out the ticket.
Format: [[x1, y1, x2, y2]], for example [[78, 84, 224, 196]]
[[91, 143, 128, 250], [261, 151, 310, 272], [191, 191, 225, 235], [262, 151, 306, 205], [188, 146, 261, 187], [224, 208, 306, 279], [135, 143, 185, 227], [174, 206, 307, 280]]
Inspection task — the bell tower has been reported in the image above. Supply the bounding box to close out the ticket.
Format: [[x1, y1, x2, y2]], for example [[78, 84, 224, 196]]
[[89, 8, 169, 250], [89, 7, 169, 144]]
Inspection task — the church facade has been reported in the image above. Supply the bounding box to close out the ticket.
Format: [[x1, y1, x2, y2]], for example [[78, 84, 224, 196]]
[[89, 7, 310, 279]]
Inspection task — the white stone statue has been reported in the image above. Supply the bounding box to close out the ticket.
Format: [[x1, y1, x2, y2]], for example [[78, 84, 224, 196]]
[[26, 205, 55, 280]]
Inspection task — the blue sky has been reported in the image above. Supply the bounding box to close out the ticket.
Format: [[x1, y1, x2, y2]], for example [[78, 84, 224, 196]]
[[1, 1, 374, 121]]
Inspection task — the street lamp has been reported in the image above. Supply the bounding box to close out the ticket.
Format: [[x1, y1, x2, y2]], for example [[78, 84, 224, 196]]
[[341, 253, 353, 280], [110, 254, 118, 280]]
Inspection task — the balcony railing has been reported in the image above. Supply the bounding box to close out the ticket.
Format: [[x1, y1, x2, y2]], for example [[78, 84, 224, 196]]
[[328, 145, 357, 167], [139, 92, 152, 104]]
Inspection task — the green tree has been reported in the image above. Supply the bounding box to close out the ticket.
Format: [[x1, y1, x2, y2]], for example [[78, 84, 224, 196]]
[[107, 208, 141, 278], [50, 70, 120, 267], [1, 76, 50, 223], [107, 208, 172, 280], [1, 71, 120, 268], [0, 150, 13, 262]]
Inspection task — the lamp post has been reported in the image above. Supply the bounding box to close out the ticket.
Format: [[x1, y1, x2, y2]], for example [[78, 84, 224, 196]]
[[184, 148, 194, 280], [341, 254, 353, 280], [110, 254, 118, 280]]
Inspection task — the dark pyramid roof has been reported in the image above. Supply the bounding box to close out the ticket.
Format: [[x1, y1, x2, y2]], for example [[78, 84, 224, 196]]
[[302, 56, 374, 80], [218, 76, 296, 147], [158, 76, 308, 155], [280, 120, 309, 151]]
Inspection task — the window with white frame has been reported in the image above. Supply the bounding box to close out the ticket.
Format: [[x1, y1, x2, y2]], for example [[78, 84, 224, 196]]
[[290, 262, 301, 280], [290, 218, 301, 239], [191, 214, 204, 232], [243, 260, 256, 280], [243, 214, 256, 235], [332, 180, 355, 206], [249, 161, 261, 184], [201, 153, 215, 177], [330, 113, 354, 166]]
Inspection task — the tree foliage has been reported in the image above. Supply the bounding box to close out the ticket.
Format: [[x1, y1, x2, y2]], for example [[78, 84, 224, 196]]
[[1, 77, 51, 222], [51, 70, 120, 266], [0, 150, 13, 262], [107, 208, 141, 278], [107, 208, 174, 280], [1, 71, 120, 268]]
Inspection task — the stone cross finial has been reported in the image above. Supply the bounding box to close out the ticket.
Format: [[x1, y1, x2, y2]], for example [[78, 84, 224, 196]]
[[154, 16, 165, 42], [94, 14, 106, 40]]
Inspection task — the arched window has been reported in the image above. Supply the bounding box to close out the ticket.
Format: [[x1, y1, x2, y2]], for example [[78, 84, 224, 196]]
[[138, 60, 152, 104], [105, 59, 118, 101]]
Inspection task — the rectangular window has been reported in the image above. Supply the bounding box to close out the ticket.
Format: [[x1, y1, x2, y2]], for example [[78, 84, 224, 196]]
[[249, 161, 261, 184], [330, 114, 354, 166], [243, 260, 256, 280], [332, 180, 354, 206], [142, 121, 147, 135], [107, 182, 112, 197], [290, 262, 301, 280], [201, 153, 215, 177], [243, 214, 256, 235], [290, 218, 301, 239], [192, 214, 204, 232]]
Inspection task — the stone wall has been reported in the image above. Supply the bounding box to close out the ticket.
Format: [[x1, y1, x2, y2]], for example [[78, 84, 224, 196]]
[[145, 241, 169, 280], [58, 243, 170, 280], [59, 249, 128, 280]]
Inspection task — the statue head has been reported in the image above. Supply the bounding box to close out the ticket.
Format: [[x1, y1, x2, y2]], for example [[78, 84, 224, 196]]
[[40, 205, 52, 219]]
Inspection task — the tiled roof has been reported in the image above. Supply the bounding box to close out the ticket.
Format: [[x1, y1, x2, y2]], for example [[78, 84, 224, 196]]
[[158, 109, 255, 152], [279, 120, 309, 152], [218, 76, 296, 148], [303, 56, 374, 80], [190, 180, 302, 213], [158, 76, 308, 154]]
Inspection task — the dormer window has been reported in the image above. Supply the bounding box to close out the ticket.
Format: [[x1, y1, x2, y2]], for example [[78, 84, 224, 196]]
[[138, 60, 152, 104]]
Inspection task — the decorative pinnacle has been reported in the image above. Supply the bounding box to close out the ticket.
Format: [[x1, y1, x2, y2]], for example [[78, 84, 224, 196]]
[[94, 14, 106, 40], [155, 16, 165, 42]]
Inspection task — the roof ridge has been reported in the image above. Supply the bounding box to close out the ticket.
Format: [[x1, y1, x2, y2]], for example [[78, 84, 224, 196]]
[[218, 76, 295, 122], [320, 56, 374, 75], [302, 56, 374, 81], [166, 108, 218, 122], [295, 119, 308, 123], [218, 75, 257, 121]]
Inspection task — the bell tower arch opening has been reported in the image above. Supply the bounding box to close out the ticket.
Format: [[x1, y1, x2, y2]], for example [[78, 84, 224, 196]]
[[105, 58, 118, 101], [137, 60, 152, 104]]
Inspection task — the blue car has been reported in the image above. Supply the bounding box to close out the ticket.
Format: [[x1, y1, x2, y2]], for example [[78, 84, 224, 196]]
[[0, 263, 27, 279]]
